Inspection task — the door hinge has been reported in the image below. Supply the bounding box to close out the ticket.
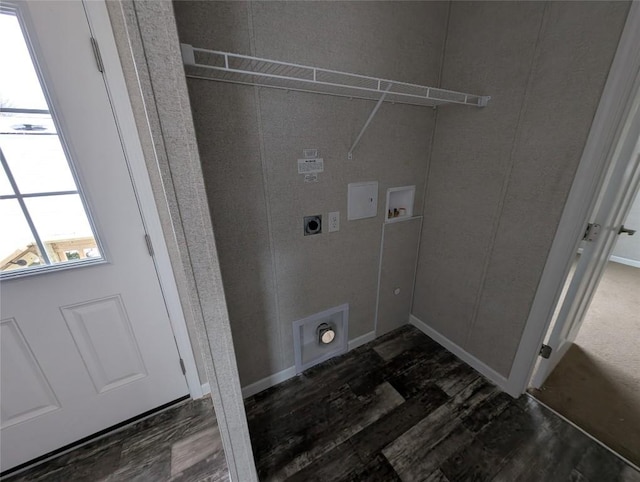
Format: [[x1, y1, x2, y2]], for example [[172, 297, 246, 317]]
[[179, 358, 186, 375], [144, 234, 154, 256], [90, 36, 104, 73], [539, 344, 552, 359], [583, 223, 600, 242]]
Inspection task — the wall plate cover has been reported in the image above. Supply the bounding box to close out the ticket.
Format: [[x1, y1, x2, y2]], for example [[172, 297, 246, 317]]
[[328, 211, 340, 232], [348, 181, 378, 220]]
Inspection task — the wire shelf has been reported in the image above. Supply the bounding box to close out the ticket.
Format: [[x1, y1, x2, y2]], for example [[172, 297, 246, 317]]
[[181, 45, 490, 109]]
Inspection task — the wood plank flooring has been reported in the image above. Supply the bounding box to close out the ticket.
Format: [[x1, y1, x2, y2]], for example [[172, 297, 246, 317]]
[[245, 325, 640, 481], [2, 397, 228, 482], [4, 325, 639, 481]]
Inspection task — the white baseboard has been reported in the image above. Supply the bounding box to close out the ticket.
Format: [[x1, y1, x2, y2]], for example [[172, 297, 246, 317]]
[[200, 382, 211, 397], [609, 255, 640, 268], [241, 366, 296, 399], [409, 315, 514, 396], [241, 330, 378, 399], [578, 248, 640, 268], [348, 331, 376, 351], [240, 317, 519, 400]]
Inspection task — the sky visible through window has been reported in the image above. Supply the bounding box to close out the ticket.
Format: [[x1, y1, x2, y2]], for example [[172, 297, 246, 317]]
[[0, 11, 100, 272]]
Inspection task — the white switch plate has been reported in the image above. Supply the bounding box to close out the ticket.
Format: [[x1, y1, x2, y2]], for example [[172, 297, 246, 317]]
[[348, 182, 378, 220], [328, 211, 340, 232]]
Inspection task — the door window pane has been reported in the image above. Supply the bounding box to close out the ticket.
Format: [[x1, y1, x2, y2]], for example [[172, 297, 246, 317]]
[[0, 199, 43, 271], [0, 10, 102, 276], [0, 165, 13, 195], [25, 195, 100, 263], [1, 124, 77, 194], [0, 12, 47, 110]]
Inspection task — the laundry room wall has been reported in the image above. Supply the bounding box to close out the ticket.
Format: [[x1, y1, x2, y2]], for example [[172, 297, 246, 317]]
[[412, 1, 630, 377], [173, 1, 449, 386]]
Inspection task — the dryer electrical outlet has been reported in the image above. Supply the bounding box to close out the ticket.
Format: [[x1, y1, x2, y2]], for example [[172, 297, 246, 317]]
[[304, 215, 322, 236]]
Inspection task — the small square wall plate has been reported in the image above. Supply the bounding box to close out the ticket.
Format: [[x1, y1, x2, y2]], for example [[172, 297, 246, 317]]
[[348, 182, 378, 220]]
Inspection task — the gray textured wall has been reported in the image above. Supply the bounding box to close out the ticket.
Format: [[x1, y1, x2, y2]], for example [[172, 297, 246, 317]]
[[173, 1, 448, 385], [173, 0, 629, 387], [413, 1, 629, 377], [377, 217, 422, 337]]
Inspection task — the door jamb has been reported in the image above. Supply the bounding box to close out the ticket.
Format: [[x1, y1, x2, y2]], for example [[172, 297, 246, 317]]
[[530, 92, 640, 389], [83, 1, 203, 399], [505, 2, 640, 397]]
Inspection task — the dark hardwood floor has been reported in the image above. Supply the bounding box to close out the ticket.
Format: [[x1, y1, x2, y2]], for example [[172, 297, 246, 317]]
[[245, 325, 640, 481], [2, 397, 228, 482], [4, 325, 639, 481]]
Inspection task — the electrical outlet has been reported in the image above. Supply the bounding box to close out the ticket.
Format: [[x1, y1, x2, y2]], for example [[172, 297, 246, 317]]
[[328, 211, 340, 232]]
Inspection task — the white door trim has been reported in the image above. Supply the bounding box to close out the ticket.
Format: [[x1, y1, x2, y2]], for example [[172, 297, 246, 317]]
[[105, 2, 259, 480], [505, 2, 640, 397], [82, 1, 202, 399]]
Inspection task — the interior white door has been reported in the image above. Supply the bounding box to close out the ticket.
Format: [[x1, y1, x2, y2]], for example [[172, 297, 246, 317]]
[[0, 1, 188, 471], [531, 87, 640, 388]]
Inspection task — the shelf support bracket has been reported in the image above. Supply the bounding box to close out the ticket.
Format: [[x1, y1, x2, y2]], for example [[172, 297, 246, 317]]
[[180, 43, 195, 65], [479, 96, 491, 107], [348, 83, 393, 160]]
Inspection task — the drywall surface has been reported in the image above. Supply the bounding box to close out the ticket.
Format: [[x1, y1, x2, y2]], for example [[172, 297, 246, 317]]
[[612, 189, 640, 263], [377, 218, 422, 336], [173, 1, 447, 386], [413, 1, 629, 377]]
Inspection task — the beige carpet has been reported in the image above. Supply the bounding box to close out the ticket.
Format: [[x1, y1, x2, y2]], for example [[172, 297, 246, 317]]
[[530, 261, 640, 466]]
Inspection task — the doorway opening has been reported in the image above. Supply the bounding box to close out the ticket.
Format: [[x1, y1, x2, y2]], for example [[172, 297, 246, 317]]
[[528, 167, 640, 467]]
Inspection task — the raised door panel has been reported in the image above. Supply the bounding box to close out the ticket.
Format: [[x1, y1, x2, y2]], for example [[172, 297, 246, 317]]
[[61, 296, 147, 393], [0, 319, 60, 428]]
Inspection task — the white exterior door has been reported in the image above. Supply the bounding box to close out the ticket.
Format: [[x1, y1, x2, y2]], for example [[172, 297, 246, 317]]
[[0, 1, 188, 471]]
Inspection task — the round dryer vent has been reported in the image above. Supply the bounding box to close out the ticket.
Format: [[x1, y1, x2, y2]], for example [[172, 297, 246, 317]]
[[292, 303, 348, 373], [317, 323, 335, 344]]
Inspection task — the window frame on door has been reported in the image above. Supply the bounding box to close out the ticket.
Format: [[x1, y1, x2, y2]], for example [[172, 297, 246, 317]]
[[0, 5, 107, 280]]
